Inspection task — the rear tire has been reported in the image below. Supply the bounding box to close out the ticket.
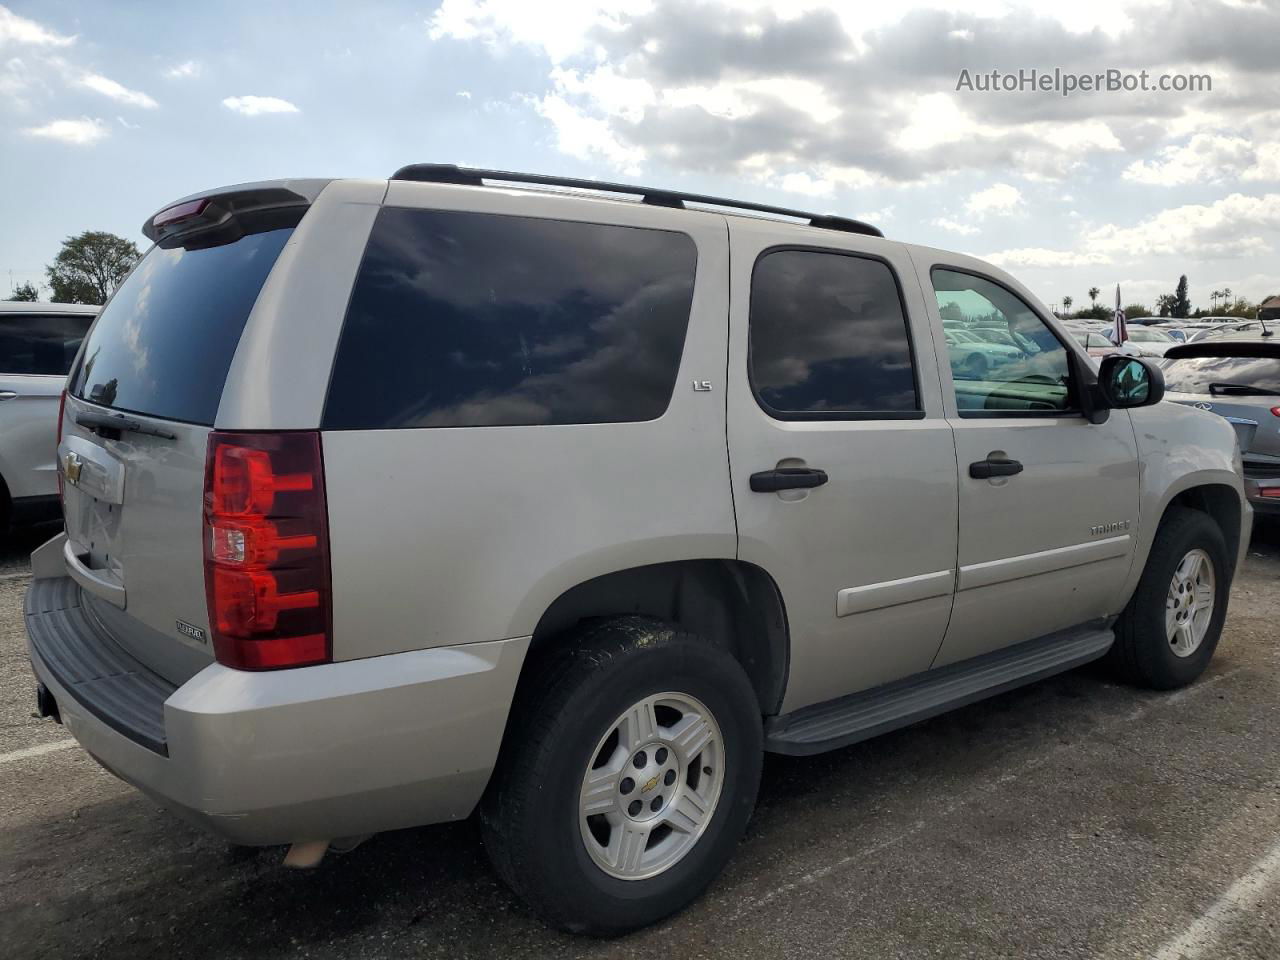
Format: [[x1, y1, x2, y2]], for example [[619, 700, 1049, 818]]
[[1109, 508, 1230, 689], [480, 616, 762, 936]]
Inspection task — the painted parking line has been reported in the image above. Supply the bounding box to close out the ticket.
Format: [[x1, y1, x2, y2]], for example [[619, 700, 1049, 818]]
[[1152, 835, 1280, 960], [0, 740, 75, 766]]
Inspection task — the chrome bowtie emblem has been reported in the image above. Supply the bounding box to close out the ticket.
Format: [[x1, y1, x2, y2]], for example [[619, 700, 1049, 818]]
[[63, 451, 83, 485]]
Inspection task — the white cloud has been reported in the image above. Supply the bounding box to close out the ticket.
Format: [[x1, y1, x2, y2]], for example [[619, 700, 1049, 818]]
[[985, 247, 1109, 269], [78, 72, 157, 108], [1123, 134, 1255, 186], [456, 89, 472, 99], [23, 116, 107, 145], [116, 115, 139, 129], [1243, 143, 1280, 182], [165, 60, 201, 79], [989, 192, 1280, 270], [222, 95, 300, 116], [0, 5, 74, 47], [1092, 192, 1280, 260], [965, 183, 1023, 217], [933, 217, 978, 236], [428, 0, 653, 64], [533, 93, 643, 173]]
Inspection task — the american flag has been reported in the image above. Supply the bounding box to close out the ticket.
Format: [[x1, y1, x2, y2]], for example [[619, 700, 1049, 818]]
[[1113, 284, 1128, 345]]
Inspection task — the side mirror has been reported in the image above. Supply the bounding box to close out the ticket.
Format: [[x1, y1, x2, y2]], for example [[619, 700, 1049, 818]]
[[1098, 355, 1165, 409]]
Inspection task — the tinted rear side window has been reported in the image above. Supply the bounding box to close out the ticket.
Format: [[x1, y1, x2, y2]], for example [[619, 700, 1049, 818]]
[[749, 249, 919, 418], [322, 208, 697, 429], [68, 222, 295, 425], [0, 313, 93, 376]]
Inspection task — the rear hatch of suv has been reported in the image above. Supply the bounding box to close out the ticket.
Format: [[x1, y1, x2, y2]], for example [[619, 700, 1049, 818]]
[[55, 186, 315, 686]]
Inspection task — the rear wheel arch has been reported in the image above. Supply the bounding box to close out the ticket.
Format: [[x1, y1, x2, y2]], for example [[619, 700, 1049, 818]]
[[527, 560, 790, 717]]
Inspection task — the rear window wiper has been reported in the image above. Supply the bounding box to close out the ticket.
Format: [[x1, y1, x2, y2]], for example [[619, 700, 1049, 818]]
[[1208, 382, 1280, 397], [75, 410, 177, 440]]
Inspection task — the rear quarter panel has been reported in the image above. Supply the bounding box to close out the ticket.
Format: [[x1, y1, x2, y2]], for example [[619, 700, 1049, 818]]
[[320, 185, 736, 659]]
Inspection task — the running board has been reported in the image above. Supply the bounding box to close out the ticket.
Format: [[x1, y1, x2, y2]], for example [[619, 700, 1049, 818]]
[[765, 626, 1115, 756]]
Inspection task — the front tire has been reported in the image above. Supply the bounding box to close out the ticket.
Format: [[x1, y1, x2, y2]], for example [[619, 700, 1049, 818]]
[[1109, 508, 1230, 689], [480, 616, 762, 936]]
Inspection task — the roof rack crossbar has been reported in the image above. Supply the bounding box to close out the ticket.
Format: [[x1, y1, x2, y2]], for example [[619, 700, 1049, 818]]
[[389, 164, 884, 238]]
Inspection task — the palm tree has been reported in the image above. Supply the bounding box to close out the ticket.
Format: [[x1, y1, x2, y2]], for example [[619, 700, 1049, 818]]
[[1062, 295, 1073, 315], [1222, 287, 1232, 310], [1210, 289, 1222, 311], [1088, 287, 1100, 308]]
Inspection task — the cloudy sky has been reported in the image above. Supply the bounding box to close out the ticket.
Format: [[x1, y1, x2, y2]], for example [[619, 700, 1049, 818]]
[[3, 0, 1279, 310]]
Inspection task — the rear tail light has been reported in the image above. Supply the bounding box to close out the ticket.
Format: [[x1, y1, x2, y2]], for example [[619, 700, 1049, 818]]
[[1260, 487, 1280, 499], [203, 432, 332, 670], [1270, 406, 1280, 418]]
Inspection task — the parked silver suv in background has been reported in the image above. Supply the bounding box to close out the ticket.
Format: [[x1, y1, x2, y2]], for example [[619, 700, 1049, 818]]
[[25, 168, 1250, 935], [0, 301, 96, 533]]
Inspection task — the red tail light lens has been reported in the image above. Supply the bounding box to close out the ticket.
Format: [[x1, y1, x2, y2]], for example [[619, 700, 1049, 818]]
[[1270, 406, 1280, 418], [1260, 487, 1280, 499], [203, 432, 332, 670]]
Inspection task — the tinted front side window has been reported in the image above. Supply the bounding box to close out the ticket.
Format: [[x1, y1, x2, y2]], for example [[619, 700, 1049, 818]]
[[749, 250, 919, 417], [0, 313, 92, 376], [323, 208, 697, 429], [931, 268, 1074, 415], [69, 222, 295, 424]]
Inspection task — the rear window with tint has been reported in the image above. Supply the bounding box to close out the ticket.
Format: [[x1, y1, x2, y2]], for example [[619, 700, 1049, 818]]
[[68, 222, 294, 425], [322, 208, 697, 429], [1162, 356, 1280, 395], [0, 313, 93, 376]]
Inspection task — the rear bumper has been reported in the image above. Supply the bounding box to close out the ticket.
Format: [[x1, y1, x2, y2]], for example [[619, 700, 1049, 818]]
[[25, 573, 529, 846], [1244, 477, 1280, 516]]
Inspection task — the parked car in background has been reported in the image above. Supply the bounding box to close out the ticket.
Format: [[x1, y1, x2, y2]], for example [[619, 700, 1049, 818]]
[[1067, 327, 1136, 360], [24, 168, 1250, 935], [1102, 324, 1179, 357], [0, 302, 97, 533], [1190, 321, 1267, 342], [943, 328, 1023, 377], [1163, 336, 1280, 519]]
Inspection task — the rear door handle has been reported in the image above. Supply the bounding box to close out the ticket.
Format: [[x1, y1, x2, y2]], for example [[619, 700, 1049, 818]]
[[0, 391, 17, 401], [969, 456, 1023, 479], [750, 467, 829, 492]]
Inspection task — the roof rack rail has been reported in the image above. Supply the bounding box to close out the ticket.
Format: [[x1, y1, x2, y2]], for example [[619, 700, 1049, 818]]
[[388, 164, 884, 238]]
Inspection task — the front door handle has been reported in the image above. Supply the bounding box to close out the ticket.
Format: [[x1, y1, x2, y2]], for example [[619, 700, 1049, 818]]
[[0, 391, 17, 401], [969, 456, 1023, 479], [750, 467, 829, 492]]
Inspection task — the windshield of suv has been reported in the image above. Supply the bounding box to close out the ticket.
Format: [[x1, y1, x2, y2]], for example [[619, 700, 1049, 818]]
[[68, 219, 295, 425], [1161, 356, 1280, 395]]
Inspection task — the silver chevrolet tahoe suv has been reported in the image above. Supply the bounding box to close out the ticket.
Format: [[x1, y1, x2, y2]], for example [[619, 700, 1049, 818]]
[[26, 167, 1252, 935]]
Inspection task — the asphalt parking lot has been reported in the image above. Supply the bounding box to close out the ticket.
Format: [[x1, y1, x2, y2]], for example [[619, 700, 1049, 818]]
[[2, 522, 1279, 960]]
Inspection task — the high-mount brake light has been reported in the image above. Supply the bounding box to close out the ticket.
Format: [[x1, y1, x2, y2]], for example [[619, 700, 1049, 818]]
[[203, 432, 332, 670], [153, 197, 209, 229]]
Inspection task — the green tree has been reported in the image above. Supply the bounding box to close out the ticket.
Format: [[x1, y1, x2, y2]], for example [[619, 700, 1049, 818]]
[[1172, 274, 1191, 319], [1124, 303, 1152, 319], [1156, 293, 1176, 317], [45, 231, 140, 305], [6, 282, 39, 302], [1062, 295, 1073, 314], [1088, 286, 1100, 307]]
